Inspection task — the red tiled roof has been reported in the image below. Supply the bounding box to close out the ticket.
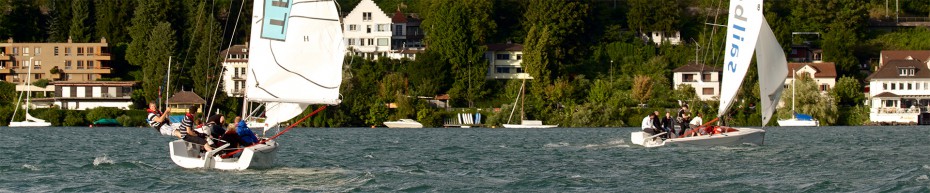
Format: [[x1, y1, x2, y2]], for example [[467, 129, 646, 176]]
[[672, 62, 722, 72], [50, 81, 137, 86], [435, 94, 450, 100], [391, 9, 407, 23], [867, 59, 930, 80], [873, 92, 898, 97], [168, 91, 206, 104], [787, 62, 837, 78], [486, 43, 523, 51], [881, 50, 930, 65]]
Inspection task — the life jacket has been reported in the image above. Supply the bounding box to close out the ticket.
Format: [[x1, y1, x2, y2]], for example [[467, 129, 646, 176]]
[[146, 109, 167, 129]]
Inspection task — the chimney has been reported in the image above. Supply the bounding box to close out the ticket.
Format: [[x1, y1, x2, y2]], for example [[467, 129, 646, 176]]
[[68, 36, 73, 43]]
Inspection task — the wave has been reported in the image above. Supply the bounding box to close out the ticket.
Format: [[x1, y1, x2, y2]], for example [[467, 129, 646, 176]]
[[543, 142, 570, 148], [93, 155, 115, 166], [21, 164, 39, 171]]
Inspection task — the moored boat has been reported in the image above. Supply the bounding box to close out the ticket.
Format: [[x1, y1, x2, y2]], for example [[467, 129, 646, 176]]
[[384, 119, 424, 128]]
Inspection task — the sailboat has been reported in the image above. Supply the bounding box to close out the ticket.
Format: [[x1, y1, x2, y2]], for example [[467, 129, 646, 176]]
[[632, 0, 784, 147], [777, 69, 820, 126], [10, 57, 52, 127], [168, 0, 346, 170], [502, 79, 557, 128]]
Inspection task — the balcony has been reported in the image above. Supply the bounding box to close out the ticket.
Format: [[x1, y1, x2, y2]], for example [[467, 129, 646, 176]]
[[89, 53, 112, 61], [231, 89, 245, 96], [61, 67, 112, 74], [0, 54, 10, 60]]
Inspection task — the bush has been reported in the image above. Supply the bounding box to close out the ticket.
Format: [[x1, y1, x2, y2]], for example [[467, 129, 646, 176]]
[[85, 107, 122, 123], [63, 111, 87, 126], [36, 108, 64, 126], [32, 79, 50, 88]]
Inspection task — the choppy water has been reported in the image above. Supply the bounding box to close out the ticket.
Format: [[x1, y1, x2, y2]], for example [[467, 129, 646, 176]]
[[1, 126, 929, 192]]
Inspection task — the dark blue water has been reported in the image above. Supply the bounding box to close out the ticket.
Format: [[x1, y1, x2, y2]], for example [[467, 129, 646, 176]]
[[1, 126, 929, 192]]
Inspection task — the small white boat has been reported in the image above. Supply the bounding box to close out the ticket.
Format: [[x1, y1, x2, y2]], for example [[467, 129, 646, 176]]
[[502, 120, 558, 128], [9, 57, 52, 128], [631, 127, 765, 147], [384, 119, 424, 128], [168, 139, 278, 170], [777, 113, 819, 127]]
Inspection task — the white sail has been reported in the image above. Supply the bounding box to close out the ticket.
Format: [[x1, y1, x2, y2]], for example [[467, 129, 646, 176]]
[[754, 17, 788, 126], [717, 0, 768, 117], [245, 0, 346, 128]]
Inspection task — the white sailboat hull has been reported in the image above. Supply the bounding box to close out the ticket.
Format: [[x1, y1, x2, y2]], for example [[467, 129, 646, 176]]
[[631, 127, 765, 147], [168, 139, 278, 170], [9, 121, 52, 127], [501, 124, 558, 128], [777, 119, 819, 127], [384, 120, 424, 128]]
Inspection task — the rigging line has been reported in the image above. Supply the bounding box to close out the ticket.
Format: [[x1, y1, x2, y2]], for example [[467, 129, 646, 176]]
[[289, 15, 339, 22], [251, 69, 281, 98], [268, 41, 339, 89], [704, 0, 725, 68], [179, 0, 209, 97]]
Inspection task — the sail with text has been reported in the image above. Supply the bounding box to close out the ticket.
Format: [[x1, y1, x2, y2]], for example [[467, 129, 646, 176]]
[[718, 0, 788, 126], [245, 0, 347, 129]]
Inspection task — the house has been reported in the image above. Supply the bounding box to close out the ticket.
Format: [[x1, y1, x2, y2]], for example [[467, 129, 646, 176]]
[[0, 37, 113, 88], [220, 44, 248, 97], [785, 62, 837, 93], [645, 31, 682, 45], [343, 0, 424, 60], [788, 45, 824, 63], [879, 50, 930, 68], [29, 81, 136, 110], [672, 62, 721, 101], [167, 91, 206, 114], [485, 43, 532, 80], [866, 57, 930, 124]]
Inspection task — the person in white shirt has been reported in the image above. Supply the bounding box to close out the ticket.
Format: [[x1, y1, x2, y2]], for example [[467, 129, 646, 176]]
[[689, 113, 705, 136], [641, 113, 658, 135]]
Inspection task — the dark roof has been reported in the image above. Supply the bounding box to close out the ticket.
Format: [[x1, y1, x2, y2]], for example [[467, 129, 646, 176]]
[[672, 62, 722, 72], [51, 81, 137, 86], [391, 9, 407, 23], [787, 62, 837, 78], [486, 43, 523, 51], [873, 92, 899, 97], [867, 59, 930, 80], [168, 91, 206, 104], [881, 50, 930, 65]]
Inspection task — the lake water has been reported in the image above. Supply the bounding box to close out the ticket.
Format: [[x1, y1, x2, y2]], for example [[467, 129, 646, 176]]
[[1, 126, 929, 192]]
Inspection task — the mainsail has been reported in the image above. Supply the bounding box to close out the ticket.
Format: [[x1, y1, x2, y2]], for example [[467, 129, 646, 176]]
[[245, 0, 346, 128], [717, 0, 787, 125]]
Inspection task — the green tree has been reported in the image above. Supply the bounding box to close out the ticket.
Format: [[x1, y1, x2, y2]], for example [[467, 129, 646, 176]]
[[523, 0, 589, 86], [69, 0, 94, 42], [0, 0, 46, 42], [140, 22, 177, 103], [94, 0, 135, 43], [631, 75, 653, 106], [47, 0, 72, 42], [831, 76, 864, 107], [421, 0, 495, 107], [777, 74, 839, 125], [126, 0, 167, 67]]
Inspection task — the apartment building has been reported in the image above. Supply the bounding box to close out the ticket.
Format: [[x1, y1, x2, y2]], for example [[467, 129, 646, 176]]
[[0, 37, 112, 86], [220, 44, 249, 97]]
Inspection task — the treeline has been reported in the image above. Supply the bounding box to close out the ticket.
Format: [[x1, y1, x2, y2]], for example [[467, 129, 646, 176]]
[[1, 0, 929, 127]]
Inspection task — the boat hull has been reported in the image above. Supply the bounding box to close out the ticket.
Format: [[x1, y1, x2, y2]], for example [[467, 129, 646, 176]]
[[501, 124, 558, 128], [631, 127, 765, 147], [777, 119, 819, 127], [9, 121, 52, 127], [168, 139, 278, 170], [384, 121, 423, 128]]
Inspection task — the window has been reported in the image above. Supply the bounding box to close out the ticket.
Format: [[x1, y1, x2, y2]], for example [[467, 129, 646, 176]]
[[23, 47, 29, 55], [377, 38, 388, 46], [34, 47, 40, 55], [11, 47, 17, 54], [87, 60, 94, 69], [899, 68, 916, 76], [240, 67, 245, 75], [87, 47, 94, 55], [820, 84, 830, 91], [516, 67, 524, 73], [77, 47, 84, 56], [359, 38, 365, 46], [368, 38, 374, 45], [702, 73, 712, 81], [703, 88, 714, 95], [33, 61, 40, 69], [366, 25, 372, 33], [349, 24, 358, 31], [395, 25, 403, 35], [899, 83, 904, 90], [34, 74, 41, 80], [683, 74, 695, 82], [496, 67, 510, 73], [77, 61, 84, 69], [883, 83, 887, 90], [496, 54, 510, 60], [65, 60, 72, 69], [362, 12, 372, 21], [65, 47, 71, 56], [347, 39, 356, 46], [377, 24, 387, 32], [516, 54, 522, 60], [54, 47, 59, 56]]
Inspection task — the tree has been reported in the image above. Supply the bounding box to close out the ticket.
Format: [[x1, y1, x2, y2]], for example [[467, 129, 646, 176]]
[[831, 76, 864, 107], [0, 0, 46, 42], [777, 74, 839, 125], [140, 22, 177, 103], [47, 0, 72, 42], [631, 75, 653, 106], [421, 0, 495, 107], [69, 0, 94, 42], [94, 0, 135, 43], [523, 0, 589, 85], [126, 0, 167, 67]]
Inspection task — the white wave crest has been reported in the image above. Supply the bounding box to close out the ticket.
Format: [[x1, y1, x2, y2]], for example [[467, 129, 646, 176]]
[[22, 164, 39, 171], [93, 155, 115, 166], [543, 142, 570, 148]]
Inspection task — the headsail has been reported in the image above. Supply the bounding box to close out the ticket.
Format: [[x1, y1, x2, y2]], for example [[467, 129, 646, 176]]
[[718, 0, 787, 126], [246, 0, 346, 128]]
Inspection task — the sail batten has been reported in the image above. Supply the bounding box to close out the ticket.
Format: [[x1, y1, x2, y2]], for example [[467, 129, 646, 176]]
[[246, 0, 346, 128]]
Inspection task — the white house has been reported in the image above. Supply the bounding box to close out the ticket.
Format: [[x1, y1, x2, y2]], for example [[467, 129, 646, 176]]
[[29, 81, 136, 110], [867, 57, 930, 124], [785, 62, 837, 93], [220, 44, 248, 97], [343, 0, 394, 59], [485, 43, 532, 80], [672, 62, 721, 100], [645, 31, 682, 45]]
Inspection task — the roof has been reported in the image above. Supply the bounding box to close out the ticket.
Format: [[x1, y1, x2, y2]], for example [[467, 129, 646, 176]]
[[672, 62, 722, 72], [486, 43, 523, 52], [787, 62, 837, 78], [51, 81, 137, 86], [881, 50, 930, 65], [873, 92, 930, 98], [167, 91, 206, 104], [391, 9, 407, 23], [873, 92, 898, 97], [435, 94, 450, 100], [867, 59, 930, 80]]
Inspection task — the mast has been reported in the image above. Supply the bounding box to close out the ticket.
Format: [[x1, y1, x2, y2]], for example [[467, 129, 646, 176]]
[[791, 68, 795, 116], [165, 56, 172, 110], [506, 79, 525, 124], [24, 57, 34, 119], [520, 79, 526, 121]]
